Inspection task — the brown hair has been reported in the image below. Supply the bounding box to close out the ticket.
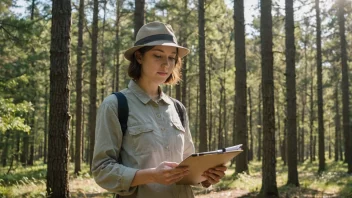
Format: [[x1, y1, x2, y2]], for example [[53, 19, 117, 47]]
[[127, 46, 182, 85]]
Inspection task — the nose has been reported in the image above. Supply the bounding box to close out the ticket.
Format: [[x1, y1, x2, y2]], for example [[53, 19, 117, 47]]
[[161, 57, 173, 68]]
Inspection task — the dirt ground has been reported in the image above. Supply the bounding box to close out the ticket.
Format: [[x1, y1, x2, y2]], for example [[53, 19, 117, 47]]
[[195, 189, 251, 198]]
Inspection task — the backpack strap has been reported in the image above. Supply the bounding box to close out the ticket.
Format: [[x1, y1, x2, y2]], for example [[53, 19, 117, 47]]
[[170, 97, 185, 127], [113, 92, 129, 135]]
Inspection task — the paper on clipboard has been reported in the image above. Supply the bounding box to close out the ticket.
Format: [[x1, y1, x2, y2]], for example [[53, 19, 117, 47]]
[[176, 145, 243, 185]]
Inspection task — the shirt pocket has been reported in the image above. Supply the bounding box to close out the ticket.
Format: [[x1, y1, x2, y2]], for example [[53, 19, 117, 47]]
[[171, 120, 185, 154], [127, 123, 155, 155]]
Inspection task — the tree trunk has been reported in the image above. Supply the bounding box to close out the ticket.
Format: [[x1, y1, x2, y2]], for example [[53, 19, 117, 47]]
[[47, 0, 71, 196], [100, 0, 107, 102], [198, 0, 207, 152], [208, 58, 213, 150], [1, 131, 10, 167], [334, 83, 341, 162], [115, 0, 122, 91], [285, 0, 299, 186], [89, 0, 99, 168], [181, 0, 188, 107], [75, 0, 84, 175], [309, 48, 314, 163], [21, 132, 29, 166], [218, 78, 223, 149], [234, 0, 248, 174], [260, 0, 278, 195], [134, 0, 145, 38], [257, 85, 262, 161], [338, 0, 352, 173], [315, 0, 325, 173], [44, 76, 48, 164], [195, 86, 199, 151], [248, 87, 253, 161], [70, 115, 75, 163]]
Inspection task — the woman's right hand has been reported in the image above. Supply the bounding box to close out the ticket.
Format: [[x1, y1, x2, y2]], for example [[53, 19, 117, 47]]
[[152, 161, 189, 185]]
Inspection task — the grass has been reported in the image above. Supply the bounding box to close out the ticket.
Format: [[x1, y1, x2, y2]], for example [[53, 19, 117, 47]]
[[0, 158, 351, 197]]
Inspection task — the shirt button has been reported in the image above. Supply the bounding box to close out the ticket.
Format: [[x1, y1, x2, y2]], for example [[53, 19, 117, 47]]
[[166, 146, 169, 149]]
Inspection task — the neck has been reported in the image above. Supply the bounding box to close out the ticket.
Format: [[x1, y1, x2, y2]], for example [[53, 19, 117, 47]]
[[136, 79, 160, 100]]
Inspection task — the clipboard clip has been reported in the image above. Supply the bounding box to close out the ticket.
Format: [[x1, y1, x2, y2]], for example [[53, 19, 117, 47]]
[[191, 144, 243, 157]]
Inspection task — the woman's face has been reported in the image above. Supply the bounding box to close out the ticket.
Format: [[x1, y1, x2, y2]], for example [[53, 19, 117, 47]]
[[137, 45, 177, 85]]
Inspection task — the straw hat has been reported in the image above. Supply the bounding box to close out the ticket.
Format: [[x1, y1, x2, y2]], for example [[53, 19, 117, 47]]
[[124, 21, 190, 61]]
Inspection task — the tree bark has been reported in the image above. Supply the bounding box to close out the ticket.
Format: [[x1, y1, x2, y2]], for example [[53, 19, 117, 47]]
[[338, 0, 352, 173], [260, 0, 278, 196], [257, 85, 262, 161], [248, 87, 253, 161], [234, 0, 248, 174], [198, 0, 207, 152], [134, 0, 145, 38], [115, 0, 122, 91], [285, 0, 299, 186], [75, 0, 84, 175], [89, 0, 99, 168], [47, 0, 71, 196], [315, 0, 325, 173]]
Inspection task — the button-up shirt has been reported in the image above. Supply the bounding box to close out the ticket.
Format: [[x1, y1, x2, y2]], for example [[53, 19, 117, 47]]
[[92, 80, 195, 198]]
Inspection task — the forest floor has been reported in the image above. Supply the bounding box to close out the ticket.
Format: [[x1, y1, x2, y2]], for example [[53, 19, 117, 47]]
[[1, 158, 352, 197]]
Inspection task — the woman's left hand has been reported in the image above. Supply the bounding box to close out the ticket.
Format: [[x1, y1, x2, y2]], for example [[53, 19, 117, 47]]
[[200, 165, 227, 188]]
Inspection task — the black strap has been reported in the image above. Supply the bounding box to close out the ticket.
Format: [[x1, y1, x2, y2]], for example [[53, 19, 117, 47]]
[[113, 92, 129, 135], [170, 97, 184, 127]]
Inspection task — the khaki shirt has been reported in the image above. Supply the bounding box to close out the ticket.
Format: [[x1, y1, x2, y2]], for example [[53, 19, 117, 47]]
[[92, 80, 195, 198]]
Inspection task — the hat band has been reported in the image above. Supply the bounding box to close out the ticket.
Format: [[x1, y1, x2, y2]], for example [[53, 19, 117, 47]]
[[134, 34, 175, 46]]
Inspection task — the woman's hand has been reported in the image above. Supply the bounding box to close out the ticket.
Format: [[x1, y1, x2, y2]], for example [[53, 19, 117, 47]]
[[152, 161, 189, 185], [201, 165, 227, 188]]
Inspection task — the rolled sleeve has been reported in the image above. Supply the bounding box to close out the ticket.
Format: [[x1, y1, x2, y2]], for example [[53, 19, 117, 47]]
[[91, 96, 138, 195]]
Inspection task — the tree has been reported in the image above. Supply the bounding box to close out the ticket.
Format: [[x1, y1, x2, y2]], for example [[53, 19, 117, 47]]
[[75, 0, 84, 175], [315, 0, 325, 173], [198, 0, 207, 152], [338, 0, 352, 173], [285, 0, 299, 186], [134, 0, 145, 38], [46, 0, 71, 196], [115, 0, 123, 91], [234, 0, 248, 174], [260, 0, 278, 196], [88, 0, 99, 168]]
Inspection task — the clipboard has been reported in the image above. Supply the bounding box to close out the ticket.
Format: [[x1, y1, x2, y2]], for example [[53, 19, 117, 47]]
[[176, 149, 242, 185]]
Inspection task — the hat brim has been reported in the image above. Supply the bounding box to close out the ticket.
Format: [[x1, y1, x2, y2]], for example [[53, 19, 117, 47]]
[[124, 40, 190, 61]]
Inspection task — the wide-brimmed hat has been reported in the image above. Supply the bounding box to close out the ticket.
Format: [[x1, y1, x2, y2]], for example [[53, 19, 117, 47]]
[[124, 21, 190, 61]]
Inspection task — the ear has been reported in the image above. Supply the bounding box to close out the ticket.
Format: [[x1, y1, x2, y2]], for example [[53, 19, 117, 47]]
[[135, 51, 142, 64]]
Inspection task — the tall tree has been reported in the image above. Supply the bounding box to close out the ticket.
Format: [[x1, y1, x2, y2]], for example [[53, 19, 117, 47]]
[[334, 82, 341, 162], [134, 0, 145, 38], [181, 0, 189, 106], [260, 0, 278, 196], [89, 0, 99, 168], [257, 85, 262, 161], [285, 0, 299, 186], [115, 0, 122, 91], [198, 0, 207, 152], [338, 0, 352, 173], [47, 0, 71, 196], [75, 0, 84, 175], [315, 0, 325, 173], [234, 0, 248, 174]]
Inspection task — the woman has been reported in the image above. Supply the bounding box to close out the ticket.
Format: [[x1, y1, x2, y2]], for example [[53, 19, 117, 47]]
[[92, 21, 226, 198]]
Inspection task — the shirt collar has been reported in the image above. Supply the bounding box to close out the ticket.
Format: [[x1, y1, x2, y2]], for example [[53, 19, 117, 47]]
[[128, 80, 172, 105]]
